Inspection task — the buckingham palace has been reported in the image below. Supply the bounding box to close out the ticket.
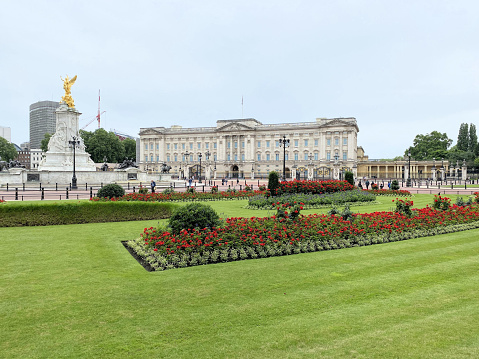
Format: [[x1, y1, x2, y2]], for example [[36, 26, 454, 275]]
[[139, 117, 359, 180]]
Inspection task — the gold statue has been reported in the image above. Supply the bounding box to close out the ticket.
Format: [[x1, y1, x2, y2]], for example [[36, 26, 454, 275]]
[[60, 75, 77, 108]]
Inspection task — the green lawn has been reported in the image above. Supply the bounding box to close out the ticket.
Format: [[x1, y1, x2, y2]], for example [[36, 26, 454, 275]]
[[1, 195, 479, 358]]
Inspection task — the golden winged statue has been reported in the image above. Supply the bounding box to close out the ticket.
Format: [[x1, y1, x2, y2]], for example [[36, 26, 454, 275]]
[[60, 75, 77, 108]]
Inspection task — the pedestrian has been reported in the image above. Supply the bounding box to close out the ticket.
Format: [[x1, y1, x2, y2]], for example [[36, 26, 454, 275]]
[[388, 181, 391, 189], [365, 180, 370, 190], [150, 180, 156, 193], [189, 178, 192, 187]]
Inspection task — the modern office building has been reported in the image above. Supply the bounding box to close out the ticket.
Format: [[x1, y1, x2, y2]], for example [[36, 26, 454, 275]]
[[29, 101, 59, 149], [0, 126, 11, 142], [139, 117, 359, 179]]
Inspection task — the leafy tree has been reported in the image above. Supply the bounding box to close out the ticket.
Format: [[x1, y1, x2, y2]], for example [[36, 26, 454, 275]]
[[80, 128, 125, 163], [0, 137, 18, 162], [122, 138, 137, 161], [469, 123, 478, 155], [40, 133, 52, 152], [405, 131, 452, 160], [447, 145, 475, 167], [457, 123, 469, 152]]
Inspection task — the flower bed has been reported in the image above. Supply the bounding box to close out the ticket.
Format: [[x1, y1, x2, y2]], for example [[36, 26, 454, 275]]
[[91, 189, 266, 202], [363, 189, 411, 196], [247, 189, 376, 209], [277, 180, 354, 194], [127, 203, 479, 271]]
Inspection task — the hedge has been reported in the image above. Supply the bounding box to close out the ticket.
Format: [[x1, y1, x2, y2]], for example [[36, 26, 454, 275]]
[[0, 201, 177, 227]]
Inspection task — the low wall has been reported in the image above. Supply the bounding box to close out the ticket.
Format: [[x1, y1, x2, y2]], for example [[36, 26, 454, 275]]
[[0, 169, 172, 186]]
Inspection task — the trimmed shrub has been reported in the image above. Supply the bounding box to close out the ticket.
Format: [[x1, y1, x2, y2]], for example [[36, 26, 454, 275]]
[[267, 171, 280, 196], [345, 171, 354, 186], [168, 203, 222, 234], [97, 183, 125, 199], [0, 201, 177, 227], [391, 180, 400, 190]]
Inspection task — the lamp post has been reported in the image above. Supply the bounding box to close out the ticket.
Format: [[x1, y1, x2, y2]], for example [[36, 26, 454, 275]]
[[407, 151, 411, 186], [279, 135, 290, 181], [198, 153, 203, 183], [68, 136, 80, 189], [183, 151, 190, 179], [441, 158, 444, 181]]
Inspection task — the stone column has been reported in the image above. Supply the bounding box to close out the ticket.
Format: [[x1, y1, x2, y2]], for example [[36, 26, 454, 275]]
[[431, 167, 436, 181], [462, 161, 467, 181], [307, 163, 314, 180]]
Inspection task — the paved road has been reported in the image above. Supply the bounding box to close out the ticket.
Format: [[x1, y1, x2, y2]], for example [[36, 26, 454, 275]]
[[1, 179, 477, 202]]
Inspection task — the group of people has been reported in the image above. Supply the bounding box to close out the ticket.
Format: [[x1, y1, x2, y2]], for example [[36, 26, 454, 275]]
[[358, 178, 391, 190]]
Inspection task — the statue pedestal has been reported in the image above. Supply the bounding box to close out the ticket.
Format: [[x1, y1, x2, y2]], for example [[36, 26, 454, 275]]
[[38, 102, 96, 172]]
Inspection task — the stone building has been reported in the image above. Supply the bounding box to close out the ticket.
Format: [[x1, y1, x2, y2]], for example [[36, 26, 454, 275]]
[[139, 117, 359, 180]]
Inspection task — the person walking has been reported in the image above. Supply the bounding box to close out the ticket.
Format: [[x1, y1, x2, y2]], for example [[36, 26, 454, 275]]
[[150, 180, 156, 193], [365, 179, 370, 190]]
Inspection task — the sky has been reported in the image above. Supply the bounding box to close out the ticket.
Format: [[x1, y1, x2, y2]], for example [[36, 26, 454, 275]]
[[1, 0, 478, 159]]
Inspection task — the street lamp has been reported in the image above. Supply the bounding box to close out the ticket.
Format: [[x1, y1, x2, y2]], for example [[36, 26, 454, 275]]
[[198, 152, 203, 183], [68, 136, 81, 189], [279, 135, 290, 181], [407, 150, 411, 186]]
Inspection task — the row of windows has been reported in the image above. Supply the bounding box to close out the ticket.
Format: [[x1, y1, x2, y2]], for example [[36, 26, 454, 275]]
[[144, 151, 348, 162], [254, 138, 348, 148], [145, 137, 349, 151]]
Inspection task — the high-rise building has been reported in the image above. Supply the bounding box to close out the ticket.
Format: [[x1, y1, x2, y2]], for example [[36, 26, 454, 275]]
[[0, 126, 11, 142], [29, 101, 59, 149]]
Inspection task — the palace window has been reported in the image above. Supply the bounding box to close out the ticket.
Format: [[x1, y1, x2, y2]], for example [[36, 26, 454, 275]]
[[266, 154, 270, 161], [257, 154, 261, 161], [304, 153, 308, 161], [315, 139, 318, 146], [327, 152, 331, 160], [304, 139, 308, 147], [266, 140, 270, 148], [294, 139, 299, 147], [276, 154, 279, 161], [294, 153, 298, 161], [314, 153, 318, 161], [343, 152, 347, 160], [327, 139, 331, 146], [257, 141, 261, 148], [343, 138, 348, 145]]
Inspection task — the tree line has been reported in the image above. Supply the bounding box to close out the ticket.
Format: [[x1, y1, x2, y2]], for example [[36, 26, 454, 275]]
[[404, 123, 479, 167]]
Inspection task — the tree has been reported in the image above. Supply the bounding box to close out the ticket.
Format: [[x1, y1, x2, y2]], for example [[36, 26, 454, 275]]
[[80, 128, 125, 163], [405, 131, 452, 160], [457, 123, 469, 152], [40, 133, 52, 152], [469, 123, 478, 155], [122, 138, 137, 161], [447, 145, 475, 167], [0, 137, 18, 162]]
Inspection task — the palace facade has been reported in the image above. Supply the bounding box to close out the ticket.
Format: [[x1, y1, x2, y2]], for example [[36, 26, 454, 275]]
[[139, 117, 359, 180]]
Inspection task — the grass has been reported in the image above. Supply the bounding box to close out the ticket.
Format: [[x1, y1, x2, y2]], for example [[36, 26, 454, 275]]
[[1, 194, 479, 358]]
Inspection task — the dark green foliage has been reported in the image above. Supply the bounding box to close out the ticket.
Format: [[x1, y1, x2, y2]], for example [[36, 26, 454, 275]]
[[80, 128, 126, 163], [340, 204, 354, 221], [267, 171, 280, 196], [455, 197, 465, 207], [97, 184, 125, 199], [168, 203, 222, 234], [138, 186, 148, 194], [0, 137, 17, 162], [469, 123, 478, 155], [163, 187, 175, 194], [327, 206, 340, 216], [0, 201, 176, 227], [457, 123, 469, 152], [40, 133, 52, 152], [391, 180, 400, 190], [345, 171, 354, 186], [405, 131, 452, 160]]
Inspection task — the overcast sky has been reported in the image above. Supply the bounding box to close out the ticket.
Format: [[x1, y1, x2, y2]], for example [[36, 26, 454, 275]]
[[1, 0, 478, 158]]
